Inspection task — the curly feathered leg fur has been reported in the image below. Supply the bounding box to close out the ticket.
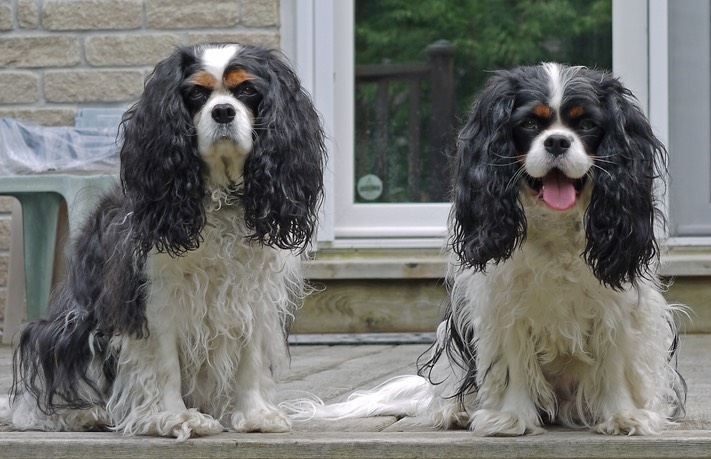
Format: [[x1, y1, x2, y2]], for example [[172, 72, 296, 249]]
[[105, 332, 224, 441], [229, 336, 292, 433]]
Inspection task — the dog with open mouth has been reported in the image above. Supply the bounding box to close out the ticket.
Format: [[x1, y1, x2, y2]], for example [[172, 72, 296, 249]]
[[287, 63, 686, 436]]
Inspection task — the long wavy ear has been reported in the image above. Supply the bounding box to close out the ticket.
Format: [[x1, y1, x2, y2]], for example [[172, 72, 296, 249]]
[[119, 47, 206, 258], [449, 72, 526, 271], [242, 49, 326, 251], [583, 75, 667, 289]]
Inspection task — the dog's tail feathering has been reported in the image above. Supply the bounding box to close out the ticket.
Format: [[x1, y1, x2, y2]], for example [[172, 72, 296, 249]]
[[10, 305, 107, 416], [281, 375, 433, 421]]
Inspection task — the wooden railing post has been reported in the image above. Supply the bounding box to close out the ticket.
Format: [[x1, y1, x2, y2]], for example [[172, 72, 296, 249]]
[[426, 40, 456, 202], [374, 80, 390, 198]]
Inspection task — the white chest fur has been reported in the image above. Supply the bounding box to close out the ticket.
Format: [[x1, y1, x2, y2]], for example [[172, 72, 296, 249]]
[[142, 205, 301, 409]]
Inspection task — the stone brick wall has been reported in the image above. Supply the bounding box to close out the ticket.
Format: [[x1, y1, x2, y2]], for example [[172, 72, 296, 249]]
[[0, 0, 280, 330]]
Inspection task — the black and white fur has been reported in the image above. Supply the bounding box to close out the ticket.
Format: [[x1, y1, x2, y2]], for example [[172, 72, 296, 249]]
[[0, 43, 325, 440], [287, 63, 685, 436]]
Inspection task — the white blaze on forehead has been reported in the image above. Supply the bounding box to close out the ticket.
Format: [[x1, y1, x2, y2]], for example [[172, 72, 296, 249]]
[[201, 45, 240, 79], [542, 62, 565, 111]]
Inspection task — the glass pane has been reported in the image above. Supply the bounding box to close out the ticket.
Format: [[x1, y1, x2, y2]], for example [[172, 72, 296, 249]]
[[668, 0, 711, 236], [354, 0, 612, 203]]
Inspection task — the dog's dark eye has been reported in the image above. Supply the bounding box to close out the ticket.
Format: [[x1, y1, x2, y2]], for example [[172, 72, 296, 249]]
[[578, 119, 597, 131], [232, 82, 262, 114], [188, 87, 210, 104], [520, 120, 540, 131], [236, 82, 258, 97]]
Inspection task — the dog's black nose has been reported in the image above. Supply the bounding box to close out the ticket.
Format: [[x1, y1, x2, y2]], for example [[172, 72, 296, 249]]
[[212, 104, 236, 124], [544, 134, 571, 156]]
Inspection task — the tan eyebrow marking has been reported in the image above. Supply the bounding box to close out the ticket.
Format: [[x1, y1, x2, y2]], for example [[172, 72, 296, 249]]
[[569, 106, 584, 119], [532, 104, 553, 119], [189, 72, 217, 90], [224, 70, 255, 89]]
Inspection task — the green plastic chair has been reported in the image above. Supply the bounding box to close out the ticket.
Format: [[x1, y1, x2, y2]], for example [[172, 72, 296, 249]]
[[0, 174, 118, 326]]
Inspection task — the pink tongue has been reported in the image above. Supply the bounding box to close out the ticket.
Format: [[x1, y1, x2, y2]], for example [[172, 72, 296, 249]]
[[541, 170, 577, 211]]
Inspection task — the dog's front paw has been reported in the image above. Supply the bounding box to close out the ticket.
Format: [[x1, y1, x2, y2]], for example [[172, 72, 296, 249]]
[[594, 409, 666, 436], [469, 409, 545, 436], [231, 407, 292, 433], [155, 409, 224, 441], [430, 403, 470, 429]]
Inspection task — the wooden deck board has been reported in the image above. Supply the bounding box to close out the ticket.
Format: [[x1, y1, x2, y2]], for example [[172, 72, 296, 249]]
[[2, 430, 711, 459], [278, 344, 428, 403], [1, 335, 710, 458]]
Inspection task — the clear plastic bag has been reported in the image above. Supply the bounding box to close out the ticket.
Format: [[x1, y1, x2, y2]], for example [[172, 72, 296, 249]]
[[0, 118, 120, 175]]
